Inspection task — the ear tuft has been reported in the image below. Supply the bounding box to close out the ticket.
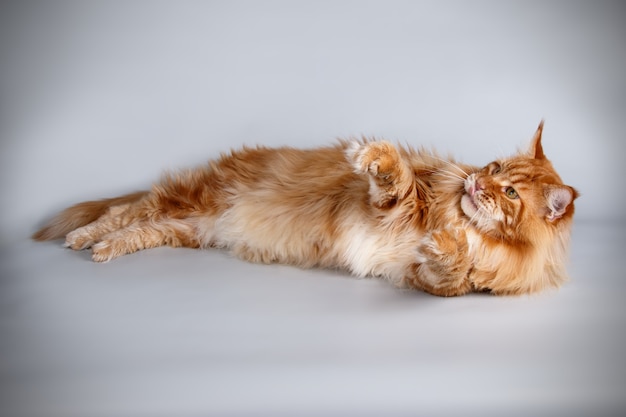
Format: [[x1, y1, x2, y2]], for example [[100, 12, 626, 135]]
[[545, 185, 575, 221], [529, 120, 545, 160]]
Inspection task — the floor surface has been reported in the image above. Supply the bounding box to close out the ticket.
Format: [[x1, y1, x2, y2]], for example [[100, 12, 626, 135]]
[[1, 220, 625, 417]]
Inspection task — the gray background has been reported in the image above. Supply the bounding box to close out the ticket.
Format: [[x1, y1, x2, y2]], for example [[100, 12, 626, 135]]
[[1, 0, 625, 234], [1, 1, 625, 417]]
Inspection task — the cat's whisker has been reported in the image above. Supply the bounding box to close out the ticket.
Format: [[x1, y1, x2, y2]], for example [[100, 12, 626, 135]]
[[469, 209, 482, 226], [437, 170, 466, 182], [427, 155, 470, 177], [467, 204, 492, 232], [416, 161, 467, 183]]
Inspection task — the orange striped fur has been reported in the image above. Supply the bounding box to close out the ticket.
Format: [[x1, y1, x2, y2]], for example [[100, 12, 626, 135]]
[[33, 122, 577, 296]]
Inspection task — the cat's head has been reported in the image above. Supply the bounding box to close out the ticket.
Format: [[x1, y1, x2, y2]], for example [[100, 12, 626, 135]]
[[460, 121, 578, 242]]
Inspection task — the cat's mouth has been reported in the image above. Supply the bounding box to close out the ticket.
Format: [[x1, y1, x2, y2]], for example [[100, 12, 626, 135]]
[[461, 193, 480, 217], [461, 175, 480, 218]]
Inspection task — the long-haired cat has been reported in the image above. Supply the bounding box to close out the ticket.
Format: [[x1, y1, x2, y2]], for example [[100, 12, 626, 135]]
[[33, 122, 577, 296]]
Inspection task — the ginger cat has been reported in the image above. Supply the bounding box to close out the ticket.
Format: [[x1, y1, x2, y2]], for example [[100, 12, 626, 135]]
[[33, 122, 577, 296]]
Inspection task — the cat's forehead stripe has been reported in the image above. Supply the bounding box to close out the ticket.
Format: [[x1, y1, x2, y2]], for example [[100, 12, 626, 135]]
[[503, 160, 562, 185]]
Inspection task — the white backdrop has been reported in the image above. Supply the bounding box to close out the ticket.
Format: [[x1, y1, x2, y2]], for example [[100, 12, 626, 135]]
[[1, 1, 624, 241]]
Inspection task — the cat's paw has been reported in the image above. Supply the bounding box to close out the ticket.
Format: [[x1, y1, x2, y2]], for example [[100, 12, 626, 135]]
[[414, 228, 474, 296], [418, 228, 469, 267], [347, 140, 413, 209], [348, 141, 400, 179], [64, 228, 95, 250], [91, 240, 123, 263]]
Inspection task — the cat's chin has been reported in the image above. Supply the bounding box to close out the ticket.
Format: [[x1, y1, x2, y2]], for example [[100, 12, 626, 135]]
[[460, 194, 479, 218]]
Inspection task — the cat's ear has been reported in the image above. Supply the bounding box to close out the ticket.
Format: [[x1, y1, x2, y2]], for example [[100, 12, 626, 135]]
[[529, 120, 545, 160], [544, 184, 577, 222]]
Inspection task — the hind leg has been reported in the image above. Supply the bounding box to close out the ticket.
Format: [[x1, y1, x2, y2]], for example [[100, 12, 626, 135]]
[[64, 203, 135, 250], [348, 141, 414, 208], [91, 218, 199, 262]]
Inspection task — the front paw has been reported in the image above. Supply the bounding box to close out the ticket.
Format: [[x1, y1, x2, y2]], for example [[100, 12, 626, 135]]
[[419, 228, 469, 268], [348, 140, 400, 179]]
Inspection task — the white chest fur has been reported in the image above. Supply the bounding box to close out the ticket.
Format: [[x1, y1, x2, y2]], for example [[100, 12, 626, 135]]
[[337, 221, 422, 285]]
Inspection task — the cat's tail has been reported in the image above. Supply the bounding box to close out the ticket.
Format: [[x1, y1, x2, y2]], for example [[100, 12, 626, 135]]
[[32, 191, 149, 241]]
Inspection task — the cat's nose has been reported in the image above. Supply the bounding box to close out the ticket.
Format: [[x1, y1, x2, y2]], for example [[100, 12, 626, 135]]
[[469, 178, 485, 196]]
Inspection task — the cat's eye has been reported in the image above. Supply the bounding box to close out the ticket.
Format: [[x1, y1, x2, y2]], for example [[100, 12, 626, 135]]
[[505, 187, 519, 199], [490, 163, 501, 175]]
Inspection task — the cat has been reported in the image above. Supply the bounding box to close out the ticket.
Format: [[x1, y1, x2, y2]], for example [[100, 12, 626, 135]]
[[33, 121, 578, 296]]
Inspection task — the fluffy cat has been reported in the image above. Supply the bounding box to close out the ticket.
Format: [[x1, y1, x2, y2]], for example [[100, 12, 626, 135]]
[[33, 121, 577, 296]]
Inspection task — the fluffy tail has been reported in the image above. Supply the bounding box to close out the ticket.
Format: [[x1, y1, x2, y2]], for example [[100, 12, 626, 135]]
[[32, 191, 148, 241]]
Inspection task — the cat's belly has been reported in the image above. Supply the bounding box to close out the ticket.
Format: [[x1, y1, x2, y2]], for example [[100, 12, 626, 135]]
[[192, 203, 344, 268], [336, 222, 422, 285], [192, 203, 421, 283]]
